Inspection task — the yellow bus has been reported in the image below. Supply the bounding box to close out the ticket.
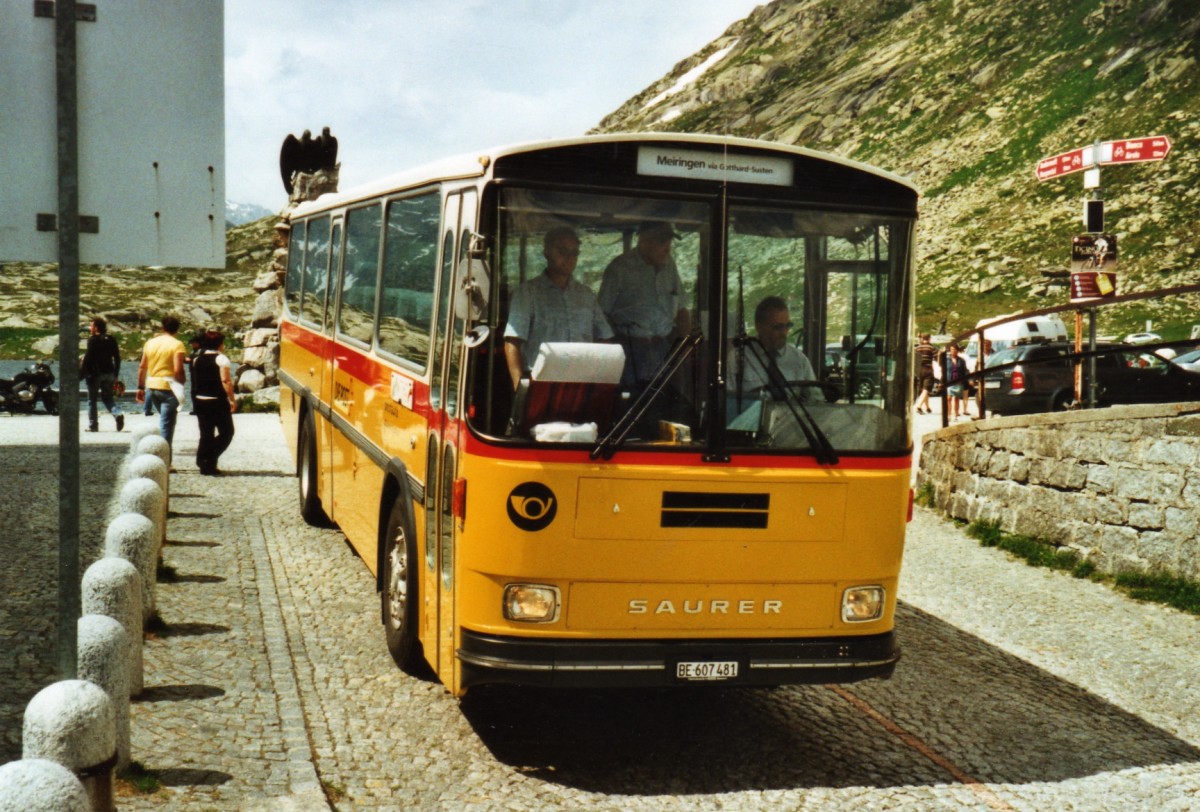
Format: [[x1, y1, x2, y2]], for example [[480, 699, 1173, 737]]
[[278, 134, 918, 695]]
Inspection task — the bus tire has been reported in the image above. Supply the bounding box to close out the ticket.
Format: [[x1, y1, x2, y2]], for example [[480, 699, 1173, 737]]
[[382, 498, 421, 672], [298, 412, 328, 526]]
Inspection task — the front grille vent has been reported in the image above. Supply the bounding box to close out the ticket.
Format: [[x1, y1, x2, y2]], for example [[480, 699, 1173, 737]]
[[660, 491, 769, 529]]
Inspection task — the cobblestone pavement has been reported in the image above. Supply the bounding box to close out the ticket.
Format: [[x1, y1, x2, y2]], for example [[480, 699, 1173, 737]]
[[3, 412, 1199, 810]]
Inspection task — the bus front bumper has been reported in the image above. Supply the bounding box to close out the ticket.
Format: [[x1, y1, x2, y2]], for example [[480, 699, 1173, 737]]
[[458, 630, 899, 689]]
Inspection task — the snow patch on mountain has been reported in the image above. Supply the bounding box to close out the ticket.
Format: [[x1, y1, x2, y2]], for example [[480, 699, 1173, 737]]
[[641, 42, 737, 112]]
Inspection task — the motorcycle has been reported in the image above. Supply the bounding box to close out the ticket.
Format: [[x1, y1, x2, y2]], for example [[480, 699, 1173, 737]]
[[0, 362, 59, 415]]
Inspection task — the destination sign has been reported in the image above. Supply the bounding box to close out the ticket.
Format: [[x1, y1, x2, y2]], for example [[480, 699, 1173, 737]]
[[638, 146, 794, 187]]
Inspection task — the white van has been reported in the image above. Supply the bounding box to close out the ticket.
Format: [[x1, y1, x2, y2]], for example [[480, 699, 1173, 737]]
[[963, 314, 1069, 370]]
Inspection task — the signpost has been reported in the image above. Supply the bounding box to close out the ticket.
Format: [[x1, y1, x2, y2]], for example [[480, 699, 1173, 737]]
[[1101, 135, 1172, 165], [1036, 134, 1173, 407], [1035, 146, 1093, 181]]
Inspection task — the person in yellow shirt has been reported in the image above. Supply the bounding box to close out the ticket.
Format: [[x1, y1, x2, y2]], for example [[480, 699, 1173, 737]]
[[136, 315, 187, 447]]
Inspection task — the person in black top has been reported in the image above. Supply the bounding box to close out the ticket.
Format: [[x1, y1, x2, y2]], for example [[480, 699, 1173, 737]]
[[913, 333, 937, 414], [191, 331, 237, 475], [80, 317, 124, 432]]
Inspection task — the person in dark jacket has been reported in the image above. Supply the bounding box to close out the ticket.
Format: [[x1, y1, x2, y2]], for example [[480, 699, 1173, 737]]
[[942, 342, 970, 421], [80, 317, 124, 432], [191, 331, 237, 475]]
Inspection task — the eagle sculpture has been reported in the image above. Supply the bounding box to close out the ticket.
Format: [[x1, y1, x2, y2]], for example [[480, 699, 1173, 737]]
[[280, 127, 338, 195]]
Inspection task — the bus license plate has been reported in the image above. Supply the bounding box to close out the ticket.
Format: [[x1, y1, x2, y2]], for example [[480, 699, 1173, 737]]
[[676, 661, 738, 681]]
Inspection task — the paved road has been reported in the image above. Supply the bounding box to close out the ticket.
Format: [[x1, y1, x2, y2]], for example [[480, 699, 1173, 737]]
[[2, 412, 1198, 810]]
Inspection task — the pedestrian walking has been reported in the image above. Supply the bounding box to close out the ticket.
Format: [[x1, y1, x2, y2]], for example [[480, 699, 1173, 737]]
[[191, 330, 237, 476], [136, 315, 187, 448], [80, 316, 124, 432]]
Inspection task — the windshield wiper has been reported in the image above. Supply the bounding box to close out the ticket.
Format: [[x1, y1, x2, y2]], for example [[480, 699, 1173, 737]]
[[744, 341, 839, 465], [591, 332, 702, 461]]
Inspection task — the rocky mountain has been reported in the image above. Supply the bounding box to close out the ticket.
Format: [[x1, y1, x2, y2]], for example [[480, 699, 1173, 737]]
[[2, 0, 1197, 360], [226, 200, 275, 226], [594, 0, 1200, 340], [0, 216, 278, 360]]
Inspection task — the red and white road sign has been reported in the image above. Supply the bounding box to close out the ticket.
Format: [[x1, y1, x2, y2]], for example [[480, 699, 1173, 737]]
[[1037, 135, 1173, 180], [1102, 135, 1172, 164], [1035, 147, 1090, 180]]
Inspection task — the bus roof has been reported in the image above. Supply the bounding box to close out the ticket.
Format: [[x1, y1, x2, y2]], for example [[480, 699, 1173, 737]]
[[288, 133, 919, 218]]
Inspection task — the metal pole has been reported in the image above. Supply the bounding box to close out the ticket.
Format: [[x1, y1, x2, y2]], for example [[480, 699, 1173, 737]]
[[1088, 308, 1098, 407], [1073, 310, 1083, 405], [56, 0, 81, 679]]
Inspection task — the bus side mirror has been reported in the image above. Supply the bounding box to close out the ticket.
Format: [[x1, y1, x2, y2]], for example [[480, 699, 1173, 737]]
[[455, 258, 490, 321]]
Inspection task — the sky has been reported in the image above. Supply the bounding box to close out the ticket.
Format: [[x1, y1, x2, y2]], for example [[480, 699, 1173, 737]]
[[224, 0, 764, 210]]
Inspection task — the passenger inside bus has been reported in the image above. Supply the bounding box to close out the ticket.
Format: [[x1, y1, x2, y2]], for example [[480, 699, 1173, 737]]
[[727, 295, 817, 405], [502, 227, 614, 390], [597, 221, 691, 389]]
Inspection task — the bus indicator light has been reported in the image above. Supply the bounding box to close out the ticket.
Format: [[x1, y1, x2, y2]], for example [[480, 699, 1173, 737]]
[[453, 478, 467, 520]]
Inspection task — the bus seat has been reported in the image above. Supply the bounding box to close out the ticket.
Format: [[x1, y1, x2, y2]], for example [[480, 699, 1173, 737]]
[[509, 342, 625, 437]]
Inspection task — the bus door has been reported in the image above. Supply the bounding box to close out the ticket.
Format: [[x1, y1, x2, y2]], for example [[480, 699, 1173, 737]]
[[423, 189, 475, 683], [806, 236, 889, 401], [331, 203, 383, 548], [317, 218, 342, 510]]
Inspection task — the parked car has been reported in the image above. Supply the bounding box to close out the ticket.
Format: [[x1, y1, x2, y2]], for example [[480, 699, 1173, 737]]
[[824, 339, 882, 399], [982, 342, 1200, 415], [1174, 348, 1200, 372], [1123, 331, 1162, 345]]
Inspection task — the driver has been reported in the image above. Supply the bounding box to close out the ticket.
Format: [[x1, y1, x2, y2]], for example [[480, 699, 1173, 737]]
[[729, 296, 816, 403]]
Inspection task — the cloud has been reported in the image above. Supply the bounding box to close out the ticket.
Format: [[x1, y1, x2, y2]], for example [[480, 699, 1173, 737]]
[[225, 0, 761, 207]]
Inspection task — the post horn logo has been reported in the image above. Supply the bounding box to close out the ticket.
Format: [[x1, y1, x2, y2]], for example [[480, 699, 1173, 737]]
[[507, 482, 557, 531]]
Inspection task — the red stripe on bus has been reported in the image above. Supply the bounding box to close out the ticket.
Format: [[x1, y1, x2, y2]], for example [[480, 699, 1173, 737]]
[[460, 431, 912, 470]]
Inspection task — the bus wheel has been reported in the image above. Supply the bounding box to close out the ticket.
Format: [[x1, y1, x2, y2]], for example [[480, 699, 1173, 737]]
[[383, 499, 421, 672], [298, 413, 328, 526]]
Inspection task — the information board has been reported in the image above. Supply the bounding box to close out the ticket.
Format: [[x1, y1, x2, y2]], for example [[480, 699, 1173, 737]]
[[0, 2, 225, 268]]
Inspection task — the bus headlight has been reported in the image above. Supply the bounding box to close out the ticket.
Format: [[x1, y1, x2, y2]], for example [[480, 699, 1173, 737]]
[[503, 584, 560, 623], [842, 586, 885, 623]]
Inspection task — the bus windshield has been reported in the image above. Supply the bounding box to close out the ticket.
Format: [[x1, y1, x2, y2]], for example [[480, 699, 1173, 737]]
[[467, 185, 912, 457]]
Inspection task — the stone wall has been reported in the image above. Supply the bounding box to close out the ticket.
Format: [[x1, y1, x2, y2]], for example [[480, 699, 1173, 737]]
[[916, 402, 1200, 581]]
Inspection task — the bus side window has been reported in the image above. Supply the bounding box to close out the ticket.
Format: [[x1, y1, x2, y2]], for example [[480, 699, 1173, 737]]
[[301, 215, 331, 329], [338, 203, 382, 346], [284, 219, 307, 319], [379, 192, 440, 368]]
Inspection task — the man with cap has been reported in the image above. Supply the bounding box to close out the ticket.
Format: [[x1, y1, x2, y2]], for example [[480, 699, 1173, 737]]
[[598, 221, 691, 388]]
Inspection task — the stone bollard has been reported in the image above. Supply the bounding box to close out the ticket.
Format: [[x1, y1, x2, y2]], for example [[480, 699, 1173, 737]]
[[136, 433, 172, 471], [118, 476, 166, 558], [82, 556, 144, 696], [128, 451, 170, 547], [104, 512, 158, 621], [0, 758, 90, 812], [128, 423, 162, 455], [128, 452, 168, 498], [23, 680, 117, 812], [77, 614, 131, 771]]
